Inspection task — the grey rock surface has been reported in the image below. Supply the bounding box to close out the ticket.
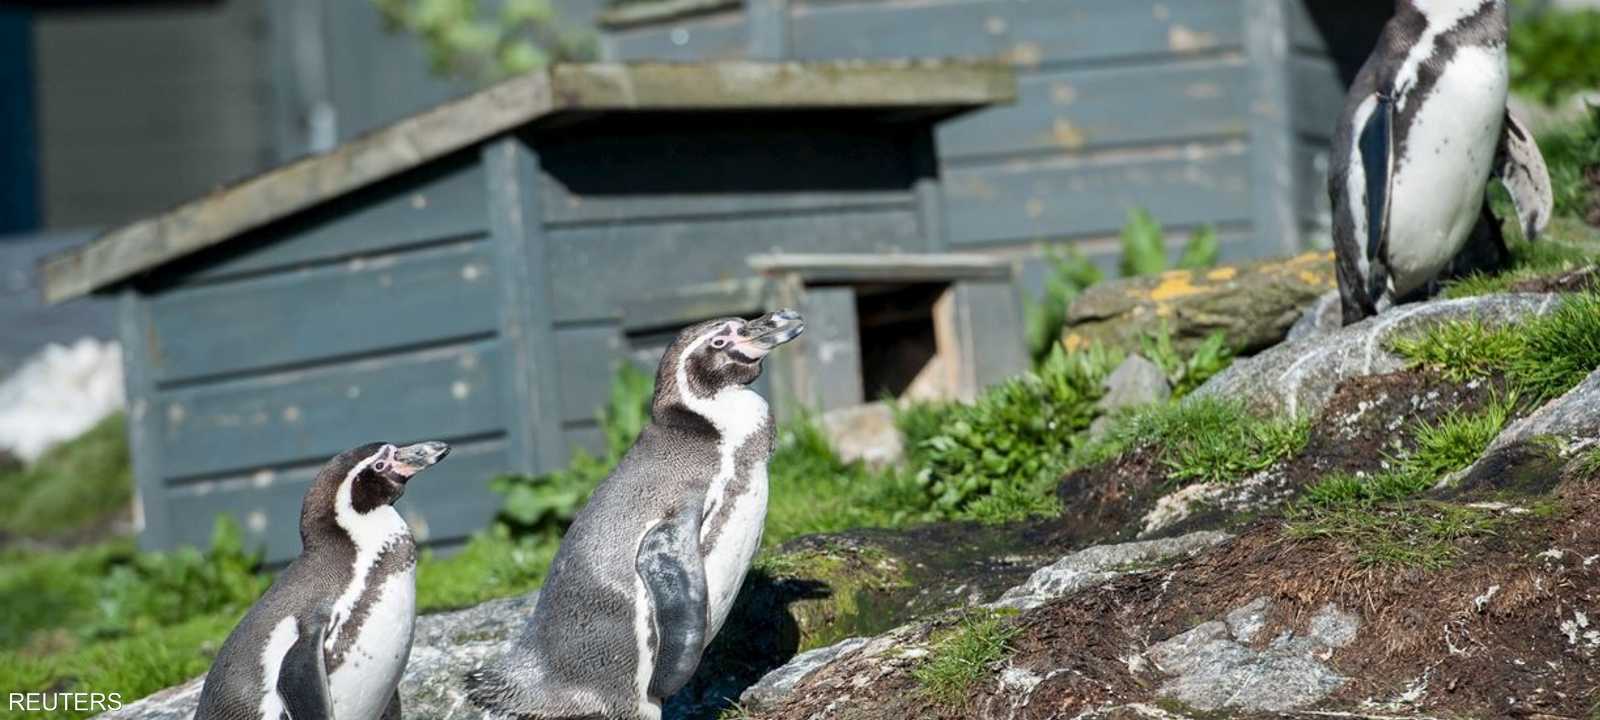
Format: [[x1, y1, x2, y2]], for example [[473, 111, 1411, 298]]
[[1194, 294, 1558, 418], [992, 531, 1232, 610], [740, 637, 869, 710], [98, 594, 542, 720], [1099, 355, 1172, 412], [1149, 598, 1359, 713], [1287, 290, 1341, 342], [1483, 367, 1600, 453], [817, 401, 904, 467]]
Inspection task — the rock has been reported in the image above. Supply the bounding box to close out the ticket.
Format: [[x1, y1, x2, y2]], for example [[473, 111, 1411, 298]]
[[1091, 354, 1172, 439], [992, 531, 1231, 610], [0, 338, 124, 463], [1194, 293, 1559, 418], [740, 637, 868, 710], [1062, 251, 1336, 356], [1149, 598, 1358, 713], [1287, 289, 1341, 341], [100, 595, 541, 720], [1485, 366, 1600, 453], [816, 402, 903, 467]]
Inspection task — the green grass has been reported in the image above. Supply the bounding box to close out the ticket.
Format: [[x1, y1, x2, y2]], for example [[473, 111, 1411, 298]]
[[0, 414, 131, 539], [1392, 291, 1600, 403], [1286, 501, 1507, 570], [1509, 4, 1600, 106], [1079, 397, 1310, 488], [911, 609, 1021, 707]]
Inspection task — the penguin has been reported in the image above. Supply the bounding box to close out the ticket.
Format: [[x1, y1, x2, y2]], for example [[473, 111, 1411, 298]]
[[465, 309, 805, 720], [1330, 0, 1553, 325], [194, 440, 451, 720]]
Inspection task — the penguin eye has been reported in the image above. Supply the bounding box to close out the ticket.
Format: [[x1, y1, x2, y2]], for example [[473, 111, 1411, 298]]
[[710, 337, 729, 350], [371, 461, 389, 474]]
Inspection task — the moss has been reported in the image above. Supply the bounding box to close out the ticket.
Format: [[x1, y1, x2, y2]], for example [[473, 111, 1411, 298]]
[[757, 543, 909, 651], [911, 609, 1021, 707]]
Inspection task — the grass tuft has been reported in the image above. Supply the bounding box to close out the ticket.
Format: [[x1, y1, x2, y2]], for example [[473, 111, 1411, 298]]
[[1286, 502, 1506, 570], [0, 414, 131, 539], [911, 609, 1021, 707], [1391, 292, 1600, 403], [1081, 398, 1309, 487]]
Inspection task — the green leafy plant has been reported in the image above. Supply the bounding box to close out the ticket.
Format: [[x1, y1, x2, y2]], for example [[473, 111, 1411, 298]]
[[93, 518, 268, 636], [1139, 328, 1234, 398], [1509, 2, 1600, 105], [1119, 208, 1220, 277], [1023, 248, 1104, 363], [0, 413, 131, 539], [911, 610, 1021, 707], [371, 0, 595, 84]]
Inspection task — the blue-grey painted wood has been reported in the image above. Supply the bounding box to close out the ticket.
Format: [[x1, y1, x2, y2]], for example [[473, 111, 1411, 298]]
[[555, 323, 624, 424], [156, 340, 505, 481], [0, 229, 112, 375], [180, 156, 488, 284], [165, 438, 507, 562], [796, 286, 863, 411], [942, 148, 1253, 248], [536, 126, 917, 227], [787, 0, 1243, 67], [545, 206, 926, 323], [746, 0, 789, 59], [1244, 0, 1301, 257], [603, 12, 750, 61], [484, 136, 568, 476], [121, 290, 172, 553], [561, 423, 605, 459], [145, 237, 498, 384], [936, 60, 1251, 161], [1296, 142, 1332, 227], [949, 279, 1027, 394], [1291, 55, 1344, 140]]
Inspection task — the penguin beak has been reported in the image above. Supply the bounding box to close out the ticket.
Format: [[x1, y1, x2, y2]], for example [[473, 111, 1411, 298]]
[[390, 441, 450, 480], [732, 309, 805, 359]]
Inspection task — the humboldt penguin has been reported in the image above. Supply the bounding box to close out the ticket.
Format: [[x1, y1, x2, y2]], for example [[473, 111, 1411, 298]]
[[1330, 0, 1552, 324], [194, 440, 451, 720], [465, 309, 806, 720]]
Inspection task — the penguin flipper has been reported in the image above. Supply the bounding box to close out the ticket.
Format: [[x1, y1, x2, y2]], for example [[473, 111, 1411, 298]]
[[1358, 93, 1395, 303], [1494, 110, 1553, 241], [381, 690, 401, 720], [636, 510, 708, 700], [277, 606, 333, 720]]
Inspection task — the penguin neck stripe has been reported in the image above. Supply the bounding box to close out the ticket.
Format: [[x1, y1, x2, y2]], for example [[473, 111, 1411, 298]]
[[328, 450, 411, 661], [674, 332, 769, 527]]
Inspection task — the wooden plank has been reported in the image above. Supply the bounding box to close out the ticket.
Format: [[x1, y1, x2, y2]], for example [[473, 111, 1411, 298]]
[[555, 323, 627, 425], [789, 0, 1244, 67], [1295, 141, 1332, 226], [146, 239, 499, 384], [937, 59, 1251, 161], [164, 438, 508, 563], [561, 423, 606, 459], [600, 0, 740, 28], [1291, 54, 1344, 140], [545, 206, 927, 323], [798, 286, 864, 411], [43, 60, 1014, 303], [156, 340, 505, 481], [181, 155, 488, 283], [536, 125, 916, 227], [747, 252, 1013, 282], [121, 291, 173, 553], [948, 279, 1027, 394], [484, 137, 568, 475], [941, 147, 1253, 248], [1244, 0, 1301, 257], [747, 0, 790, 59], [911, 128, 948, 252]]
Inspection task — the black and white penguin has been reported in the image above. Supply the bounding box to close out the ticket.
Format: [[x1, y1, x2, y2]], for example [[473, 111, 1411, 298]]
[[465, 309, 805, 720], [1330, 0, 1553, 324], [194, 440, 451, 720]]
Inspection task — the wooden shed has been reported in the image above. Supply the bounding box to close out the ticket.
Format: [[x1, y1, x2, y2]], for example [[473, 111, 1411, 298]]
[[600, 0, 1354, 288], [40, 61, 1015, 562]]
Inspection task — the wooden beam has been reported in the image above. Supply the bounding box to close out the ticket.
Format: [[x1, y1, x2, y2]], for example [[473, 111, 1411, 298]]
[[748, 252, 1015, 283]]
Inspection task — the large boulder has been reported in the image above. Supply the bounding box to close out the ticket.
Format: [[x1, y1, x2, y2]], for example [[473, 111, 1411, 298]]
[[1193, 293, 1559, 418], [1061, 251, 1336, 355]]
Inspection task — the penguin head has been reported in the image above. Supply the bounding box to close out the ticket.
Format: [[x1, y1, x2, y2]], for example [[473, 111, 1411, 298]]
[[653, 309, 805, 413], [300, 441, 451, 542]]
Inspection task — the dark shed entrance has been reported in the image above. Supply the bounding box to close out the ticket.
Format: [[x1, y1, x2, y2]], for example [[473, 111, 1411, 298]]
[[41, 61, 1015, 562]]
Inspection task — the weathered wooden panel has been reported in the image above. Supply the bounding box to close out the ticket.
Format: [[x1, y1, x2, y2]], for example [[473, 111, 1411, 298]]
[[555, 323, 626, 424], [1292, 54, 1344, 140], [796, 286, 864, 410], [942, 147, 1253, 248], [604, 12, 750, 61], [182, 156, 488, 283], [157, 340, 504, 481], [545, 207, 926, 323], [937, 59, 1251, 161], [537, 126, 916, 226], [1296, 141, 1332, 226], [947, 279, 1027, 395], [145, 239, 498, 384], [561, 423, 606, 459], [165, 438, 508, 562], [789, 0, 1243, 67]]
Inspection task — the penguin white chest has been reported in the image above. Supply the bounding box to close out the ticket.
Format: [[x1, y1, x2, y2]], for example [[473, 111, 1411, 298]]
[[328, 560, 416, 720], [702, 462, 769, 637], [1386, 44, 1508, 295]]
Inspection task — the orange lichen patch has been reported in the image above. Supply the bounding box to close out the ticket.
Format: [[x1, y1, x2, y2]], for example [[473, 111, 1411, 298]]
[[1300, 270, 1332, 286], [1051, 119, 1086, 150], [1062, 333, 1087, 352], [1206, 267, 1239, 282], [1146, 270, 1207, 302]]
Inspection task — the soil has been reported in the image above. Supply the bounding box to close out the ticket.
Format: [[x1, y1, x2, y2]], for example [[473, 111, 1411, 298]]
[[1510, 266, 1600, 294]]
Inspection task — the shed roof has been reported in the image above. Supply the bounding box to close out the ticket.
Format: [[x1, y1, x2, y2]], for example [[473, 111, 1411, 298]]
[[41, 60, 1014, 304]]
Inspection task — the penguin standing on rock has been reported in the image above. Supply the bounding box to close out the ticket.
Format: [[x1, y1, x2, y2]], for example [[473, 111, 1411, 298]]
[[195, 440, 451, 720], [466, 309, 805, 720], [1331, 0, 1553, 325]]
